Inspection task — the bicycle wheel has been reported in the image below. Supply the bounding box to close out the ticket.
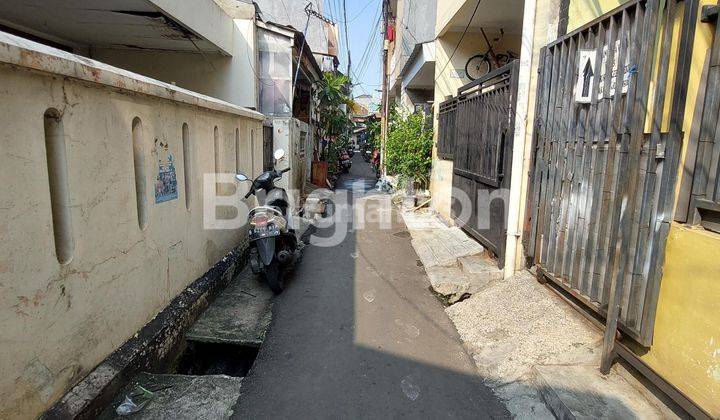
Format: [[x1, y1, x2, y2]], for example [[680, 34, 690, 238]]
[[465, 54, 491, 81]]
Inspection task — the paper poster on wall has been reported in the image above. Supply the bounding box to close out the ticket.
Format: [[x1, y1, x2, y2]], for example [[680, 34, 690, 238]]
[[575, 49, 597, 103], [153, 138, 178, 204]]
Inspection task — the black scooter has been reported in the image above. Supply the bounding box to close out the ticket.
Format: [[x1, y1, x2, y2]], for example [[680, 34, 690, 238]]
[[362, 144, 373, 163], [235, 149, 299, 294], [339, 149, 352, 173]]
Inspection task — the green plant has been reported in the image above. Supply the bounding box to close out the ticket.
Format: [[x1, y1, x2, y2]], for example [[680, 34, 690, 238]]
[[325, 134, 351, 175], [365, 118, 381, 149], [314, 72, 355, 162], [385, 108, 433, 188]]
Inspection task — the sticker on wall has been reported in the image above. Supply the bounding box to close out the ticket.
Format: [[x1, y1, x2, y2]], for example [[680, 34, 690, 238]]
[[598, 40, 631, 99], [450, 69, 465, 79], [575, 49, 597, 103], [153, 138, 178, 204]]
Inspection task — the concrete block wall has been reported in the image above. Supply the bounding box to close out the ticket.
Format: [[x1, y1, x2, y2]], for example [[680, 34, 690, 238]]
[[0, 33, 264, 418]]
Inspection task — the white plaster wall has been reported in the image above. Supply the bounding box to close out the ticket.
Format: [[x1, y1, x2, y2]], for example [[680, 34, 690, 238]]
[[435, 0, 468, 36], [0, 65, 262, 418], [91, 19, 259, 110], [269, 117, 310, 198], [389, 0, 438, 92], [509, 0, 562, 270]]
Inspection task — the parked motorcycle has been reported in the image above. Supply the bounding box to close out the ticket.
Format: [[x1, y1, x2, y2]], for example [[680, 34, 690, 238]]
[[362, 144, 373, 163], [372, 148, 381, 179], [235, 149, 300, 294], [339, 149, 352, 173]]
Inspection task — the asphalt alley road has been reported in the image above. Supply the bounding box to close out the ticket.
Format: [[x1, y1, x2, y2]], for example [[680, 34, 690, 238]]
[[232, 155, 509, 419]]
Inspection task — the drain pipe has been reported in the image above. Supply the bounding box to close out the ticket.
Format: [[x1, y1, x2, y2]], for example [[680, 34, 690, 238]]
[[504, 0, 537, 280]]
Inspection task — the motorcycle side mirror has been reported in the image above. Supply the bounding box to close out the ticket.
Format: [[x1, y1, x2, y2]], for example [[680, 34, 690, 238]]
[[274, 148, 286, 161], [235, 173, 249, 182]]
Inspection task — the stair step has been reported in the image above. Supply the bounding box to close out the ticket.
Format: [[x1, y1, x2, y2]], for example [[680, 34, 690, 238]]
[[412, 227, 485, 268], [426, 265, 496, 303], [401, 210, 448, 230], [426, 266, 471, 297], [458, 254, 503, 281]]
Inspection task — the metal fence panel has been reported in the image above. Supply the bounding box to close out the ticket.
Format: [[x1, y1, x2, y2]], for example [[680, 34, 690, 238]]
[[437, 99, 457, 159], [689, 8, 720, 232], [522, 0, 697, 345], [451, 61, 520, 267]]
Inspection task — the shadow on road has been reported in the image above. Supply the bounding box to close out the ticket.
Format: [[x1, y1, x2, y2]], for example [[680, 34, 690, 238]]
[[231, 156, 639, 419]]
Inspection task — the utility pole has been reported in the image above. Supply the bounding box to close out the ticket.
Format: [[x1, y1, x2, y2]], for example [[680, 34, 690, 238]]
[[342, 0, 351, 77], [380, 0, 389, 175], [341, 0, 352, 148]]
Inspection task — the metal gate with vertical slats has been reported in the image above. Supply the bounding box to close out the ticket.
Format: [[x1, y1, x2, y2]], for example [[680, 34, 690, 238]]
[[451, 61, 520, 267], [523, 0, 698, 345], [688, 5, 720, 231], [437, 98, 457, 160]]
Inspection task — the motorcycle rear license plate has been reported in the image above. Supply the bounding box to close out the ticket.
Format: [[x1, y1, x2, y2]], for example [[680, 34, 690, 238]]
[[250, 225, 281, 239], [342, 160, 351, 165]]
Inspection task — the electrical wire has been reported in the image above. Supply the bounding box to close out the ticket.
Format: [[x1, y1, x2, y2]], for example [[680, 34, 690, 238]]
[[336, 0, 376, 24], [353, 36, 379, 84], [355, 10, 383, 90], [292, 12, 312, 99], [395, 0, 420, 44], [278, 0, 292, 22], [352, 2, 382, 76], [357, 20, 378, 74], [356, 31, 381, 80]]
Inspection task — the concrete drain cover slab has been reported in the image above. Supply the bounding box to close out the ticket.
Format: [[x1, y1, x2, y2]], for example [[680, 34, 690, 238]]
[[411, 227, 485, 268], [99, 373, 242, 420], [186, 266, 273, 347]]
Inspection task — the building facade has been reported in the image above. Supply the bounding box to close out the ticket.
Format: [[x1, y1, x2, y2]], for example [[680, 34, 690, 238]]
[[385, 0, 439, 112], [429, 0, 720, 416], [0, 0, 322, 417]]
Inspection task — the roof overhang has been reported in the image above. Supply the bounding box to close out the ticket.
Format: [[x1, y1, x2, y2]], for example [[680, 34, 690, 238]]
[[0, 31, 264, 120], [399, 42, 436, 91], [0, 0, 234, 55], [256, 20, 295, 39], [436, 0, 525, 38]]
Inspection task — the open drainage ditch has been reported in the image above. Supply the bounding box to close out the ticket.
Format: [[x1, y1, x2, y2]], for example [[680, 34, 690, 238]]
[[100, 339, 262, 418], [100, 265, 272, 418], [175, 341, 259, 377]]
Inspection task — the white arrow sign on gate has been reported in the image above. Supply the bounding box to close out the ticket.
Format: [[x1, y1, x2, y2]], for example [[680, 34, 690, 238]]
[[575, 49, 597, 103]]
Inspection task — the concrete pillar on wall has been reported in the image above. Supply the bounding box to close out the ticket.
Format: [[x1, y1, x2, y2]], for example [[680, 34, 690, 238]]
[[504, 0, 563, 278]]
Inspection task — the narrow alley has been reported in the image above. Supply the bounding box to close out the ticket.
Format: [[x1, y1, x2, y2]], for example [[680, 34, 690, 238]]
[[2, 0, 719, 418], [232, 156, 509, 418]]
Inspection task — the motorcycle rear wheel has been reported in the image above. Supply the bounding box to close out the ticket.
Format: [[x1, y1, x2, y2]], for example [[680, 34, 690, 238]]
[[263, 259, 284, 294]]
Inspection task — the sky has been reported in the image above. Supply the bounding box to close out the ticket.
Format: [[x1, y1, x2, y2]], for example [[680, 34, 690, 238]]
[[323, 0, 384, 104]]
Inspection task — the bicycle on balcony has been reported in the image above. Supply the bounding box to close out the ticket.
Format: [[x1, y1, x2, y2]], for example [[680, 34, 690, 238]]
[[464, 28, 519, 81]]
